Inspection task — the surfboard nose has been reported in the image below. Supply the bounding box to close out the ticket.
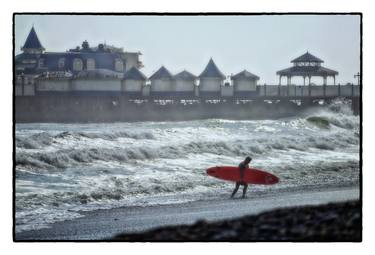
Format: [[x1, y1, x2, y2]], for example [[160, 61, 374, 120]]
[[206, 167, 220, 177]]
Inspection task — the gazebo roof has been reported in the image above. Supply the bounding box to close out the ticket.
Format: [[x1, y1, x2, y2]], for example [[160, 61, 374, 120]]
[[291, 52, 324, 63], [22, 26, 44, 50], [231, 70, 259, 80], [123, 67, 147, 80], [174, 70, 197, 80], [199, 58, 226, 79], [149, 66, 173, 80], [276, 65, 338, 76]]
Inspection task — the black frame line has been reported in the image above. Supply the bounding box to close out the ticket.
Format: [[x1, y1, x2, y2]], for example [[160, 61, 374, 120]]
[[12, 12, 363, 243]]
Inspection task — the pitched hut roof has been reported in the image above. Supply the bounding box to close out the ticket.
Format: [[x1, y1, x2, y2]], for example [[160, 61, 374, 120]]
[[291, 52, 324, 63], [22, 27, 44, 50], [199, 58, 226, 79], [149, 66, 173, 80], [276, 66, 338, 76], [231, 70, 259, 80], [174, 70, 197, 80], [123, 67, 147, 80]]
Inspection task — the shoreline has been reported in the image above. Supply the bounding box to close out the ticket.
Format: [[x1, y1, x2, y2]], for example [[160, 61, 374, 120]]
[[114, 200, 361, 241], [15, 186, 360, 241]]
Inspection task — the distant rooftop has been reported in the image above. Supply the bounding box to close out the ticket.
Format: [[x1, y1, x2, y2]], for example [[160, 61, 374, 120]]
[[232, 70, 259, 80], [199, 58, 226, 79], [174, 70, 197, 80], [149, 66, 173, 80], [277, 65, 338, 76], [22, 27, 44, 50], [124, 67, 147, 80], [291, 52, 324, 63], [68, 41, 117, 53]]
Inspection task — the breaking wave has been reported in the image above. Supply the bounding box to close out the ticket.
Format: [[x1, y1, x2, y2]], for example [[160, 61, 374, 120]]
[[16, 132, 358, 170], [15, 99, 360, 233], [304, 99, 359, 130], [16, 130, 155, 149]]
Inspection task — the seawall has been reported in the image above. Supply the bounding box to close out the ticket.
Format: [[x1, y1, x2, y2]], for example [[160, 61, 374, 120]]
[[15, 95, 353, 123]]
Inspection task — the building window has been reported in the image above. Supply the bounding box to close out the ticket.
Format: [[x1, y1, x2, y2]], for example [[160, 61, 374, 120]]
[[114, 59, 124, 72], [38, 59, 44, 68], [87, 58, 95, 70], [16, 76, 22, 85], [22, 59, 37, 64], [73, 58, 83, 71], [58, 58, 65, 69]]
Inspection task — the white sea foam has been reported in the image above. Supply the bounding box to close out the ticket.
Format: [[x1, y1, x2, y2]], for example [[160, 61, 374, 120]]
[[15, 101, 360, 233]]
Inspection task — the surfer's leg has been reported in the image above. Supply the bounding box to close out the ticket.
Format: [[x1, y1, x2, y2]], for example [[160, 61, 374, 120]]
[[242, 184, 248, 198], [231, 183, 240, 198]]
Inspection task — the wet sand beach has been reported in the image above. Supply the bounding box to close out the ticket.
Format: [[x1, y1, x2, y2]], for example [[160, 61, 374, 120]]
[[15, 186, 359, 241]]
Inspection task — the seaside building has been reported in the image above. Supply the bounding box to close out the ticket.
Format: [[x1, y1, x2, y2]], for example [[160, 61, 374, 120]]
[[122, 67, 147, 97], [276, 52, 338, 86], [199, 58, 226, 97], [15, 26, 143, 96], [149, 66, 174, 97], [173, 70, 197, 97], [231, 70, 260, 96], [16, 26, 357, 103]]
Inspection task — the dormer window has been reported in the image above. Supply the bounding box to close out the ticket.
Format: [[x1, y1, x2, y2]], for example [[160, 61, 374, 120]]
[[38, 59, 44, 68], [73, 58, 83, 71], [114, 59, 124, 72], [87, 58, 95, 70], [58, 58, 65, 69]]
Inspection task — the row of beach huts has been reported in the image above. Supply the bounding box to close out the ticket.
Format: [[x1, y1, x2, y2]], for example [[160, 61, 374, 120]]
[[15, 58, 358, 98]]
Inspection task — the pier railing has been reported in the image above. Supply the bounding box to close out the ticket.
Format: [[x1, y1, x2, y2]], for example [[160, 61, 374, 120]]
[[15, 80, 360, 99]]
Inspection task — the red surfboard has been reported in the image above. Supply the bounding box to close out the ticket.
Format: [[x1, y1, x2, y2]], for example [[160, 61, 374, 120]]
[[206, 166, 279, 185]]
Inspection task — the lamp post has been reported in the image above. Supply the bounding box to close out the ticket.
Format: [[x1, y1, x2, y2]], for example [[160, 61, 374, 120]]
[[354, 72, 360, 86]]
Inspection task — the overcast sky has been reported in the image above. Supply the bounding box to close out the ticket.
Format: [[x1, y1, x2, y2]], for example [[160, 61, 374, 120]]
[[15, 14, 360, 84]]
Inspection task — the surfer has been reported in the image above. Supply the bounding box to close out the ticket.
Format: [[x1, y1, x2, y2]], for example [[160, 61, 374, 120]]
[[231, 156, 252, 198]]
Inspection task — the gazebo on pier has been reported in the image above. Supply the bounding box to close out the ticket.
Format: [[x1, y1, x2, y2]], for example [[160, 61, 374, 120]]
[[276, 52, 338, 86]]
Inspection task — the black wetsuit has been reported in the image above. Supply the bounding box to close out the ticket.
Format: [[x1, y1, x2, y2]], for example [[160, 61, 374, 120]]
[[231, 161, 249, 198]]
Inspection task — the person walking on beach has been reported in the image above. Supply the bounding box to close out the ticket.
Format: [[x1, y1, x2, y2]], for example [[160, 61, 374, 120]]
[[231, 156, 252, 199]]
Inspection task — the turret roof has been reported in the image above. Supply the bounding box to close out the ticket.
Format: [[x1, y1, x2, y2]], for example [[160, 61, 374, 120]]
[[22, 27, 44, 50], [199, 58, 226, 79]]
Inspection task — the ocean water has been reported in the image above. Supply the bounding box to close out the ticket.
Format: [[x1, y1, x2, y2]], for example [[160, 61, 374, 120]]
[[15, 100, 360, 232]]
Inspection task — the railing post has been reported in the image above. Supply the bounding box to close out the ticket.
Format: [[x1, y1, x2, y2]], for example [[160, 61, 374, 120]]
[[21, 75, 25, 96], [264, 83, 266, 97], [302, 85, 304, 97], [352, 83, 354, 96]]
